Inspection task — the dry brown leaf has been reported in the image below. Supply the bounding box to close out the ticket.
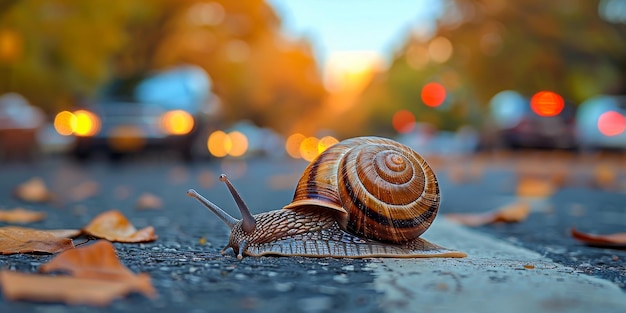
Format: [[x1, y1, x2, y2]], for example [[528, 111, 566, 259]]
[[46, 229, 82, 238], [0, 271, 153, 306], [40, 240, 156, 297], [593, 164, 617, 190], [516, 176, 556, 198], [68, 181, 100, 202], [0, 240, 156, 306], [445, 201, 531, 227], [82, 210, 157, 242], [571, 228, 626, 247], [135, 193, 163, 210], [13, 177, 54, 203], [0, 208, 46, 223], [0, 226, 75, 254]]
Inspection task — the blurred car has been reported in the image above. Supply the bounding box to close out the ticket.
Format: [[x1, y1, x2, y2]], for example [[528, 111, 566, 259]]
[[488, 90, 578, 149], [61, 65, 217, 161], [0, 93, 45, 161], [576, 95, 626, 150]]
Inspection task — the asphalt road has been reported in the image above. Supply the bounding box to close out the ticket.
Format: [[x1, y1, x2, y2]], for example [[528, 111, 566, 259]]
[[0, 151, 624, 312]]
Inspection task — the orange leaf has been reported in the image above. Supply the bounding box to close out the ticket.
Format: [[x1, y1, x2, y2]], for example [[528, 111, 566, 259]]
[[445, 201, 531, 227], [0, 226, 75, 254], [40, 240, 156, 298], [0, 208, 46, 223], [82, 210, 157, 242], [0, 271, 151, 306], [571, 228, 626, 247], [135, 193, 163, 210], [516, 176, 555, 198], [13, 177, 54, 203]]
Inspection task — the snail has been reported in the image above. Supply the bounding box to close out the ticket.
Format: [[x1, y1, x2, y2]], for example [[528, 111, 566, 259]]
[[187, 136, 466, 259]]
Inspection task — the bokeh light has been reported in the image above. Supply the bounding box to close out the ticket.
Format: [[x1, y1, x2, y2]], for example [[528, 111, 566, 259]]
[[489, 90, 526, 128], [530, 91, 564, 117], [598, 111, 626, 136], [208, 130, 230, 157], [53, 111, 76, 136], [207, 130, 249, 157], [160, 110, 194, 135], [421, 82, 446, 107], [228, 131, 248, 157], [73, 110, 101, 137], [428, 36, 453, 63], [285, 133, 306, 159], [299, 136, 319, 162], [317, 136, 339, 154], [392, 110, 416, 133]]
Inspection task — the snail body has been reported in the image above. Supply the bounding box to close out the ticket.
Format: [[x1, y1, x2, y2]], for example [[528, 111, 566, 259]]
[[187, 136, 465, 259]]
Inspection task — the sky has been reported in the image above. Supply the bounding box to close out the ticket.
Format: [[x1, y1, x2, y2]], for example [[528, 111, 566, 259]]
[[267, 0, 444, 67]]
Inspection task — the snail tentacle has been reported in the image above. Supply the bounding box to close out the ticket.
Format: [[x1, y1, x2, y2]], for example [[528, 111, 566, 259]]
[[219, 174, 257, 233], [187, 189, 239, 229]]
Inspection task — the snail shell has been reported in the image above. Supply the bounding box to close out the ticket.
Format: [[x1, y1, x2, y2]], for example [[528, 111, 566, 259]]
[[187, 136, 465, 259], [284, 136, 439, 244]]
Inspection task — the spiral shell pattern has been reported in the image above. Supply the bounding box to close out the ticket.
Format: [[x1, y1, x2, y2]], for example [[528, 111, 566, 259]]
[[283, 136, 439, 243]]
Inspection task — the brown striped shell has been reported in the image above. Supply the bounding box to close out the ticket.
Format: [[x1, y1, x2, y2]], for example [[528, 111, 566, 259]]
[[283, 136, 439, 244]]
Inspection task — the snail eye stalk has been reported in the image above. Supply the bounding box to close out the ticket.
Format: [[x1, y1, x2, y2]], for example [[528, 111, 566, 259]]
[[186, 189, 238, 229], [219, 174, 257, 234]]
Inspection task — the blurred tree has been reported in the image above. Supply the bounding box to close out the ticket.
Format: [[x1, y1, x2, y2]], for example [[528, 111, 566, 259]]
[[0, 0, 157, 113], [144, 0, 326, 134], [335, 0, 626, 136], [0, 0, 326, 135]]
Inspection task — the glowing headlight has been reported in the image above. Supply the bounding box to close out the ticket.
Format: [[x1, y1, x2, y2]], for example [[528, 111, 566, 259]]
[[160, 110, 194, 135], [73, 110, 101, 137], [54, 110, 100, 137]]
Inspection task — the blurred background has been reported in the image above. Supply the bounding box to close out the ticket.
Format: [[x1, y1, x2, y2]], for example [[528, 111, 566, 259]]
[[1, 0, 626, 162]]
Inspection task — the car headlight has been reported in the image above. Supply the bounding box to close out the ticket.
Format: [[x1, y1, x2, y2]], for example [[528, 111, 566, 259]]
[[160, 110, 194, 135], [53, 110, 100, 137], [73, 110, 101, 137]]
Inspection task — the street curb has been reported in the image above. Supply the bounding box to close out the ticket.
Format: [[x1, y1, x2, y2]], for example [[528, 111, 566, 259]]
[[371, 218, 626, 313]]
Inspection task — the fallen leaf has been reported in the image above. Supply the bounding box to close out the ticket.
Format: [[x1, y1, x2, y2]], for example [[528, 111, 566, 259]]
[[13, 177, 54, 203], [445, 201, 531, 227], [68, 181, 100, 202], [135, 193, 162, 210], [516, 176, 555, 198], [592, 164, 617, 190], [0, 226, 75, 254], [82, 210, 157, 242], [0, 240, 156, 306], [47, 229, 82, 239], [40, 240, 156, 298], [0, 271, 152, 306], [571, 228, 626, 247], [0, 208, 46, 223]]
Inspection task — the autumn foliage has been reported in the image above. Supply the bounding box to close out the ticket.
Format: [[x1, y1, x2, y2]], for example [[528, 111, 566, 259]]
[[1, 241, 156, 306]]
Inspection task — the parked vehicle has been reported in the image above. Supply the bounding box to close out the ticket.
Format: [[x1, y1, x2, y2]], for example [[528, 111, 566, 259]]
[[60, 65, 218, 161], [576, 95, 626, 150], [0, 93, 44, 161], [489, 90, 578, 149]]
